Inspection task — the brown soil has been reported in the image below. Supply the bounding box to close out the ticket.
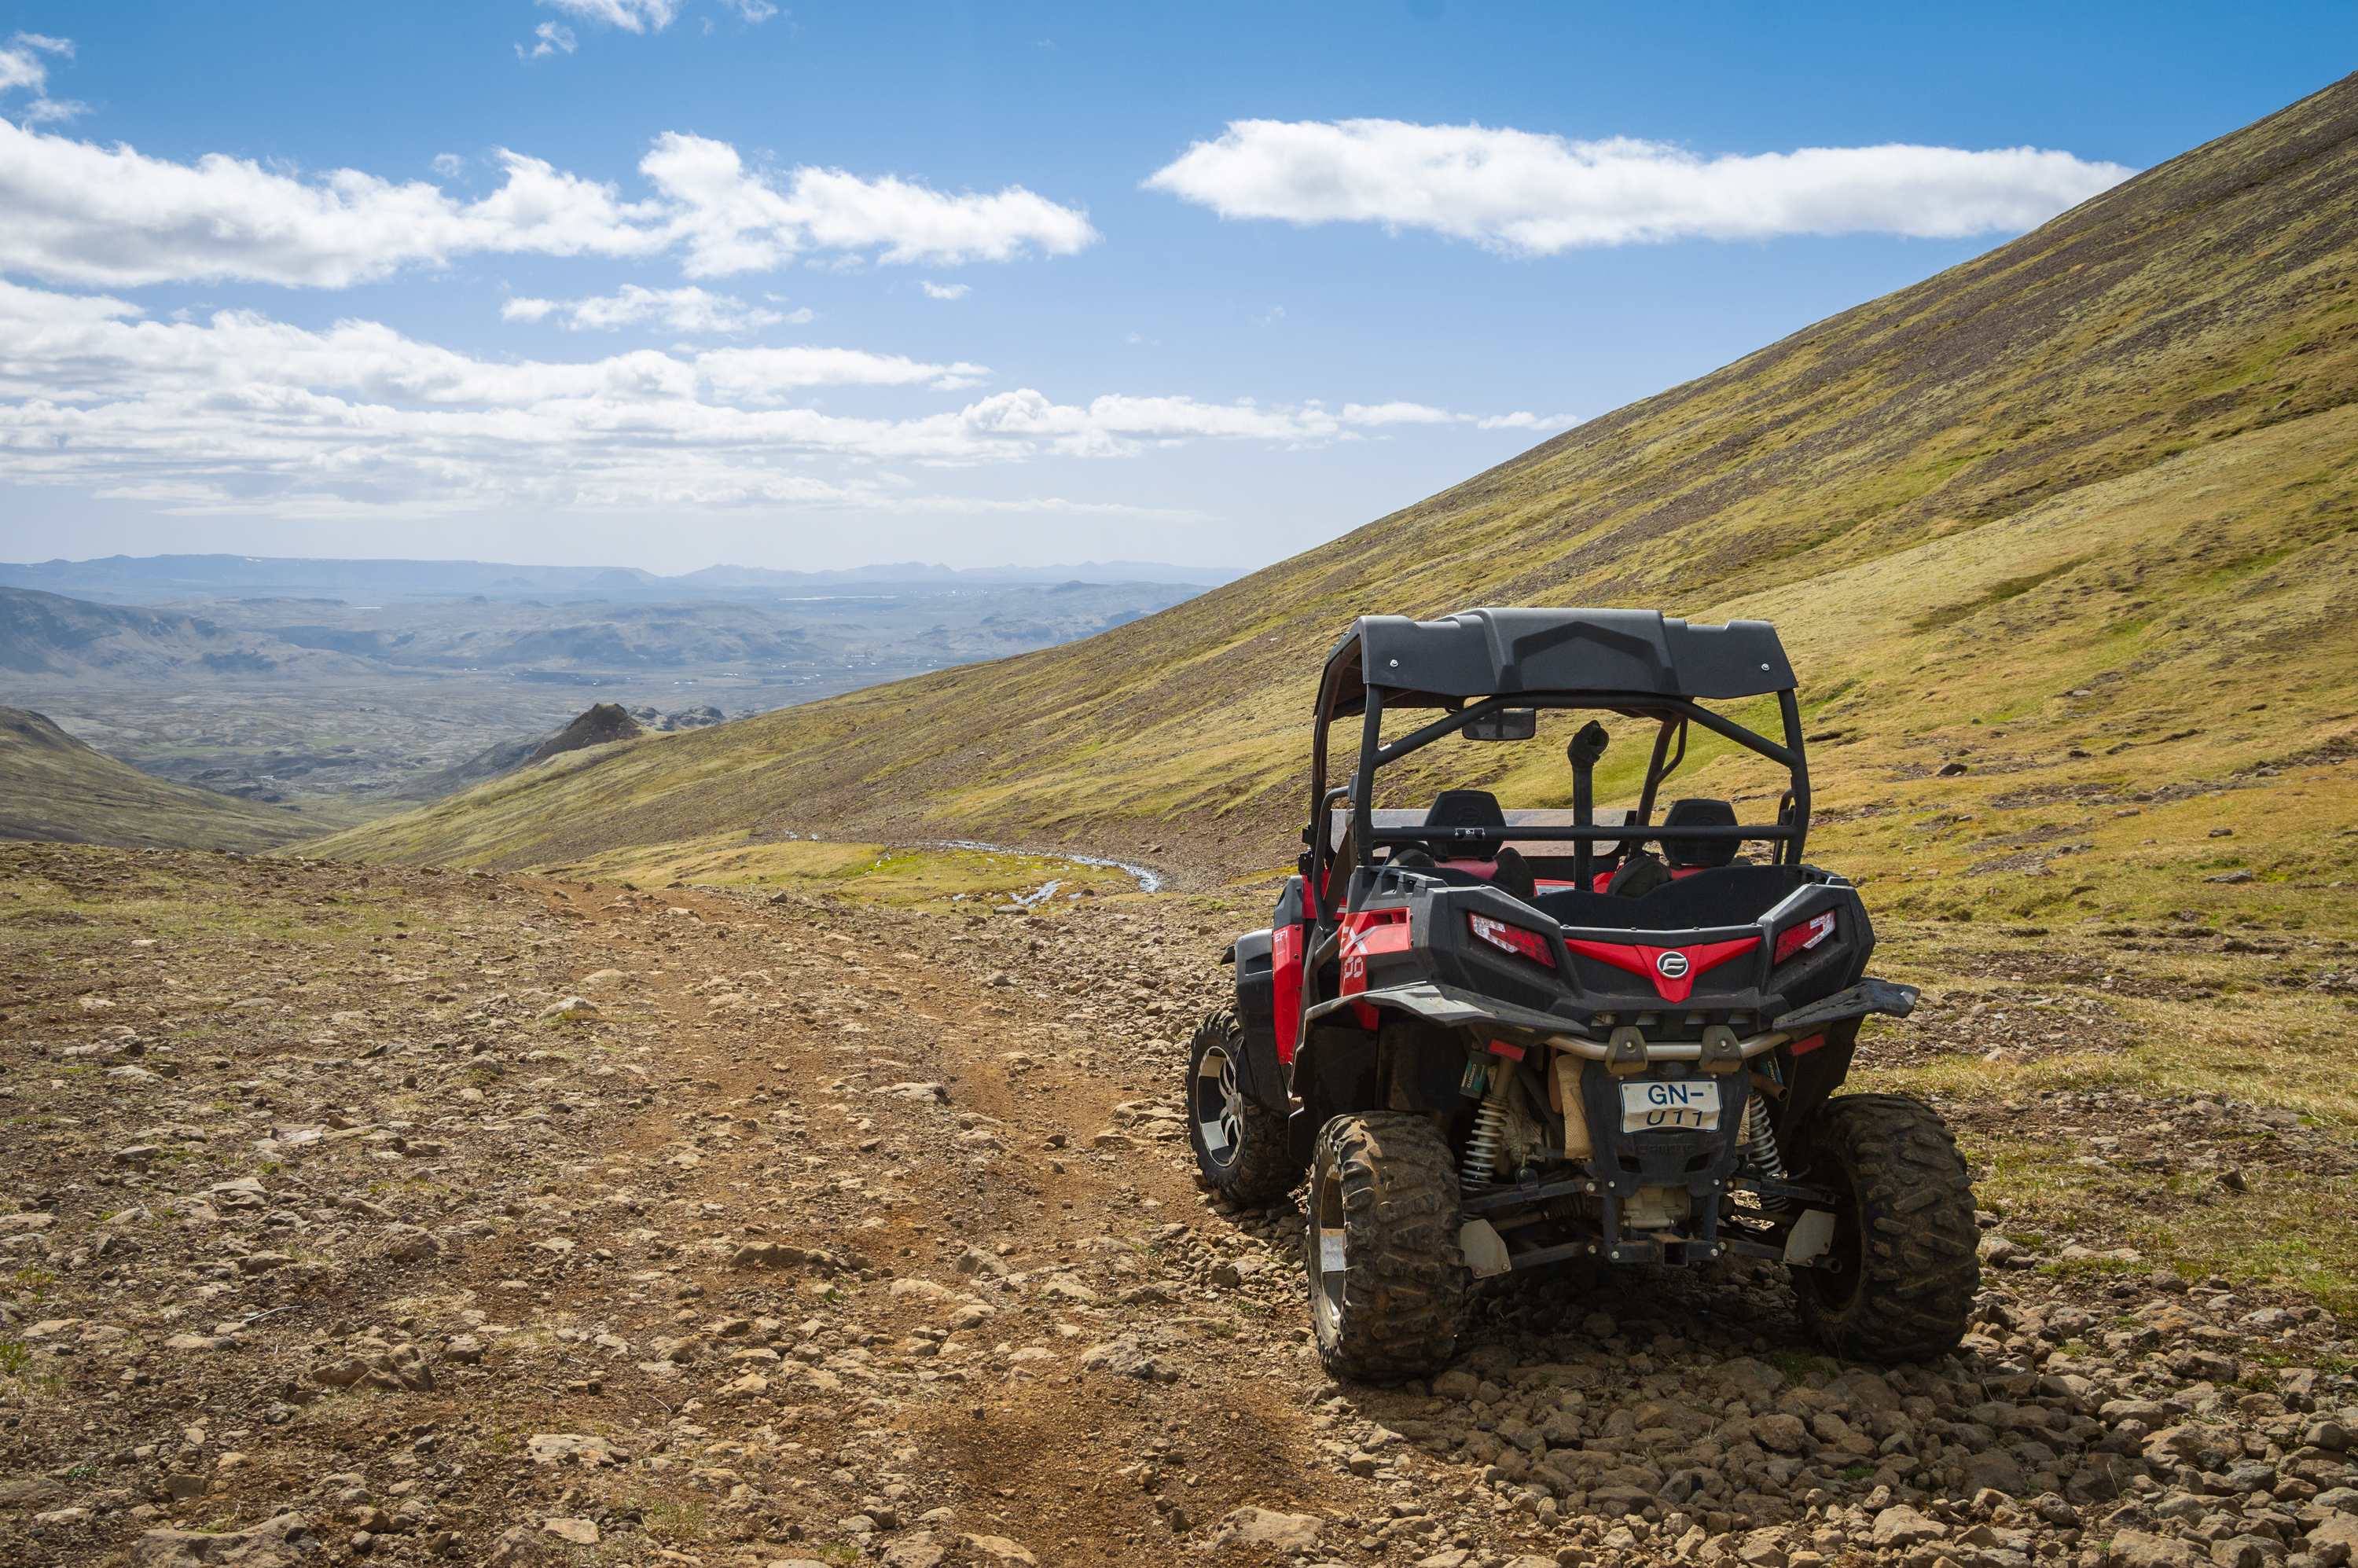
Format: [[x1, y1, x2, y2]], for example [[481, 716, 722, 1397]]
[[4, 845, 2355, 1568]]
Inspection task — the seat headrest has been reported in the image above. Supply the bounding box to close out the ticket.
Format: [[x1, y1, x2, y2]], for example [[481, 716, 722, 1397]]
[[1425, 790, 1507, 829], [1661, 797, 1740, 868]]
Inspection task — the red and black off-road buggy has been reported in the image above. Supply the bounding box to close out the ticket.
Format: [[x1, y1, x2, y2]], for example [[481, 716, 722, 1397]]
[[1185, 608, 1978, 1381]]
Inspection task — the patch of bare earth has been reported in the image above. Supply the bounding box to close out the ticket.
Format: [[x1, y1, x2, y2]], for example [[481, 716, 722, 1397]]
[[1, 844, 2354, 1568]]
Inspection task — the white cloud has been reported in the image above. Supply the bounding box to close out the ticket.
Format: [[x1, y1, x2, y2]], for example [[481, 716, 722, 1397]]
[[1476, 410, 1576, 431], [0, 119, 1095, 287], [919, 281, 969, 299], [0, 45, 45, 91], [541, 0, 681, 33], [641, 133, 1097, 274], [1145, 118, 2136, 252], [2, 29, 81, 123], [1339, 401, 1460, 426], [0, 120, 669, 288], [431, 152, 468, 178], [0, 279, 1489, 515], [696, 345, 984, 396], [729, 2, 780, 20], [521, 21, 578, 58], [501, 283, 797, 333]]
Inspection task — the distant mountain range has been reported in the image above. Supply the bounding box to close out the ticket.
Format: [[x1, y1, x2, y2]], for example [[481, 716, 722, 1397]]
[[0, 554, 1247, 605]]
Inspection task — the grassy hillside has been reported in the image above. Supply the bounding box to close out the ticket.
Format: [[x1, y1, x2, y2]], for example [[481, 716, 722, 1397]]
[[320, 75, 2358, 930], [0, 707, 331, 851]]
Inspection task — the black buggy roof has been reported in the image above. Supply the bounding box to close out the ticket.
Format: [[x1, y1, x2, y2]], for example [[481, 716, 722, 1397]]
[[1320, 607, 1794, 714]]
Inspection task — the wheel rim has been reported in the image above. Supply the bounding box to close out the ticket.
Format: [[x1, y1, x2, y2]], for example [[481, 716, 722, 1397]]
[[1309, 1155, 1348, 1342], [1192, 1042, 1245, 1169]]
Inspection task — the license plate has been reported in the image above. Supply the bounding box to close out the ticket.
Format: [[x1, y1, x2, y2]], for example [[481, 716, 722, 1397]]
[[1620, 1078, 1721, 1132]]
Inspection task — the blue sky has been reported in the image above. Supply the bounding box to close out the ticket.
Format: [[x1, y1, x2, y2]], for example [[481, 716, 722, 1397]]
[[0, 2, 2346, 575]]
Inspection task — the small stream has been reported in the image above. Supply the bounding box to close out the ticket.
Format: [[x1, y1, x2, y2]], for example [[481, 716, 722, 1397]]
[[930, 839, 1164, 898]]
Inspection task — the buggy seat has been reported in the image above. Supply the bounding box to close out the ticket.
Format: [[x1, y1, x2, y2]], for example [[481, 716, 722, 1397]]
[[1531, 863, 1804, 931]]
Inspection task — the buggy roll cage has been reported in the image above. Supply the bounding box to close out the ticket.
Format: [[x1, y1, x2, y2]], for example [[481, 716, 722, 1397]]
[[1303, 609, 1813, 905]]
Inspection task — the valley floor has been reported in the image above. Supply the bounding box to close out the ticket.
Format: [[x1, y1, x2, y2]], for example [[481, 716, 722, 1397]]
[[1, 844, 2353, 1568]]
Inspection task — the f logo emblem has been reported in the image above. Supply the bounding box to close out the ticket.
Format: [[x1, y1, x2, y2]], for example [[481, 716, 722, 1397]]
[[1655, 950, 1690, 980]]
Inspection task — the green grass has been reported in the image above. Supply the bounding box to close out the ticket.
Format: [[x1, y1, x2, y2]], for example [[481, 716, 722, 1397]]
[[0, 707, 324, 852]]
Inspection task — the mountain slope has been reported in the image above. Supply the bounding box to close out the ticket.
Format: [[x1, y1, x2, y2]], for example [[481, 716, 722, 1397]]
[[318, 75, 2358, 888], [0, 588, 379, 684], [0, 707, 323, 850]]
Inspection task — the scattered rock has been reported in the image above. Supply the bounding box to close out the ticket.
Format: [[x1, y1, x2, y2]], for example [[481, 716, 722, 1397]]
[[131, 1512, 318, 1566], [313, 1343, 434, 1393], [1077, 1337, 1169, 1380], [525, 1434, 632, 1467], [380, 1225, 441, 1261], [1872, 1505, 1947, 1548], [1212, 1507, 1322, 1553], [2108, 1529, 2209, 1568], [0, 1476, 65, 1508], [881, 1534, 946, 1568], [954, 1246, 1011, 1278]]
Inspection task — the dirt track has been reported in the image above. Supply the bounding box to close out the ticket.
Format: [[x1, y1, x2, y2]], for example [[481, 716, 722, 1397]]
[[2, 845, 2354, 1568]]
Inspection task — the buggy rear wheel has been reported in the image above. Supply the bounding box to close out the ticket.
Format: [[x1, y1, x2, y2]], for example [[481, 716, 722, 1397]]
[[1185, 1012, 1301, 1205], [1791, 1093, 1979, 1364], [1305, 1111, 1468, 1383]]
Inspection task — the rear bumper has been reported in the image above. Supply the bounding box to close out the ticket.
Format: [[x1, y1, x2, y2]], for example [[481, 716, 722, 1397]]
[[1308, 981, 1792, 1066]]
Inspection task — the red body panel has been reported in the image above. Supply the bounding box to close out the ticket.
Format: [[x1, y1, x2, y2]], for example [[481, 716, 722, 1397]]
[[1339, 909, 1411, 1030], [1564, 934, 1761, 1004], [1273, 924, 1305, 1064]]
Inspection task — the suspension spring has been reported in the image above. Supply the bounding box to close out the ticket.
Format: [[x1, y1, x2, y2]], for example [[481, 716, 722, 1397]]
[[1462, 1096, 1511, 1187], [1743, 1092, 1787, 1181]]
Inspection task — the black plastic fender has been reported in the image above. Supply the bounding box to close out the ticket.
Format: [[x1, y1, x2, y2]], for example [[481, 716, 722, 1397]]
[[1228, 928, 1288, 1113], [1284, 1019, 1379, 1166]]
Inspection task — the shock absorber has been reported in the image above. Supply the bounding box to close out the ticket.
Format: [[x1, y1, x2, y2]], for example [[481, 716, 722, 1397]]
[[1463, 1100, 1510, 1187], [1461, 1064, 1511, 1187], [1743, 1092, 1787, 1181]]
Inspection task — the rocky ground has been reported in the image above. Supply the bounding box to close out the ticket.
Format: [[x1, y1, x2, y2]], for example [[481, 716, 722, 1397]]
[[1, 843, 2354, 1568]]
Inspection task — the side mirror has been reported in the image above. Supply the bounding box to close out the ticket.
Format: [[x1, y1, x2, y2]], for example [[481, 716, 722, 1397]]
[[1463, 709, 1537, 742]]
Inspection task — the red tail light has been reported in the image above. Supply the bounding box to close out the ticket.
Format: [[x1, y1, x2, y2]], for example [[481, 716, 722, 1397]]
[[1468, 912, 1556, 968], [1773, 910, 1837, 965]]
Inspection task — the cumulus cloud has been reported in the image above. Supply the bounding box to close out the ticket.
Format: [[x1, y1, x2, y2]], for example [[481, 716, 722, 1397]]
[[1145, 118, 2136, 252], [696, 345, 984, 396], [541, 0, 681, 32], [0, 281, 1503, 516], [500, 284, 803, 333], [0, 119, 1096, 287], [1339, 401, 1460, 426], [0, 121, 669, 288], [2, 30, 83, 123], [521, 22, 578, 57], [919, 281, 970, 299], [641, 133, 1096, 274]]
